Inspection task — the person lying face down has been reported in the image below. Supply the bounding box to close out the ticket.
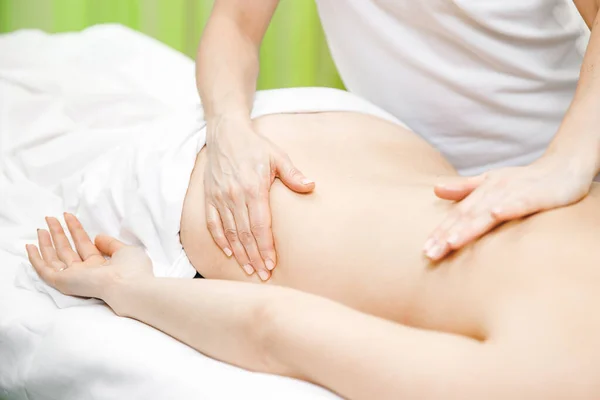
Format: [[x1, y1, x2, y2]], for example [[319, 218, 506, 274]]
[[29, 107, 600, 399]]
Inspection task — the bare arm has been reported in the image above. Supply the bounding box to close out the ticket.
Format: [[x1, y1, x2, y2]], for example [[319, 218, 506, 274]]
[[195, 0, 314, 280], [196, 0, 278, 121], [104, 277, 489, 399], [549, 0, 600, 166], [426, 1, 600, 261], [30, 215, 546, 400], [102, 275, 565, 399]]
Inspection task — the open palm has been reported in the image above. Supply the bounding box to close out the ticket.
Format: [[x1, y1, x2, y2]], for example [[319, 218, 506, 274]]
[[26, 213, 153, 300]]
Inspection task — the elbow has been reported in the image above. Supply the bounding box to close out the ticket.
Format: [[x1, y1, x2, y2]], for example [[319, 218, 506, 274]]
[[248, 289, 303, 378]]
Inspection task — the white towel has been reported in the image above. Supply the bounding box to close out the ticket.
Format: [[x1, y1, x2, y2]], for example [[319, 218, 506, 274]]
[[1, 25, 340, 400], [2, 25, 404, 309]]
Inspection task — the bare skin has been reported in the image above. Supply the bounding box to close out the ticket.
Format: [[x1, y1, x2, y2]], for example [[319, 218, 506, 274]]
[[181, 111, 600, 341], [197, 0, 600, 269], [29, 110, 600, 398], [426, 0, 600, 260]]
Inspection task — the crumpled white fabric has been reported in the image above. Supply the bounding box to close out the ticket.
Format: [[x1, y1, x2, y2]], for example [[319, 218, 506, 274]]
[[4, 25, 403, 309], [2, 24, 204, 309], [0, 24, 340, 400], [0, 23, 402, 400]]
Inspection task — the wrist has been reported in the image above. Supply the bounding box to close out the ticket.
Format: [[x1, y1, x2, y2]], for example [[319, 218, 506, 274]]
[[546, 99, 600, 176], [101, 275, 152, 318], [540, 142, 600, 180], [205, 105, 251, 128], [206, 113, 253, 144]]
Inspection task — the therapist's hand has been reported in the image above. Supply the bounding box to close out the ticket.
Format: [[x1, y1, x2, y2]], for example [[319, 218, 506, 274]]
[[424, 156, 594, 261], [26, 213, 153, 300], [204, 116, 315, 281]]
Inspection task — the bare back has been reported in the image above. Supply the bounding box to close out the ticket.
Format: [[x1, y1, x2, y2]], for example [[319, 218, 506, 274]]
[[181, 112, 600, 352]]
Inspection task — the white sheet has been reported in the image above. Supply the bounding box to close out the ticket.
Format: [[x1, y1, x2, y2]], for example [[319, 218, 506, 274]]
[[0, 25, 341, 400]]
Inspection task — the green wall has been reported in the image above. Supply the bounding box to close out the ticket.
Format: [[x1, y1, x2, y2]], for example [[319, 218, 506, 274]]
[[0, 0, 343, 89]]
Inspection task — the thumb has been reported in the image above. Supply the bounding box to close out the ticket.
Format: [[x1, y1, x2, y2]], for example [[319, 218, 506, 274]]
[[274, 153, 315, 193], [434, 174, 486, 201], [94, 235, 126, 256]]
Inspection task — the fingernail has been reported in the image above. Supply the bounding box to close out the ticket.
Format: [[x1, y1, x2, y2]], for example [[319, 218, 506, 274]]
[[440, 184, 461, 191], [258, 269, 270, 281], [447, 234, 459, 245], [265, 259, 275, 271], [426, 244, 443, 260], [301, 178, 314, 185], [242, 264, 254, 275], [223, 247, 233, 257], [423, 237, 435, 252]]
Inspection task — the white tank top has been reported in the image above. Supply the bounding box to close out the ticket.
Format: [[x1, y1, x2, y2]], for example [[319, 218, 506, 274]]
[[315, 0, 588, 175]]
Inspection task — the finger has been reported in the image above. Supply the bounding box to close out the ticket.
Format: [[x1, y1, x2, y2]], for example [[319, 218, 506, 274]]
[[248, 192, 276, 271], [443, 187, 506, 251], [274, 153, 315, 194], [424, 199, 466, 255], [232, 201, 270, 281], [447, 212, 497, 248], [46, 216, 81, 265], [94, 234, 126, 256], [434, 174, 486, 201], [219, 205, 253, 275], [26, 244, 56, 286], [491, 198, 538, 221], [64, 213, 102, 260], [423, 212, 460, 260], [424, 184, 492, 260], [206, 203, 233, 257], [38, 228, 59, 264]]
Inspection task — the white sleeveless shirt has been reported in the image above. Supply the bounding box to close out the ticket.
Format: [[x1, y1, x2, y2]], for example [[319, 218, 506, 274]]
[[315, 0, 589, 175]]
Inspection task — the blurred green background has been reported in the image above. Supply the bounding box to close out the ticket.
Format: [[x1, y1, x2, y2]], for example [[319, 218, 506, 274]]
[[0, 0, 343, 89]]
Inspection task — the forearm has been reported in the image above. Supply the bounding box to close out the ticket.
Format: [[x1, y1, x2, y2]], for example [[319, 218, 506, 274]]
[[103, 277, 486, 400], [104, 277, 281, 373], [196, 15, 258, 123], [196, 0, 279, 146], [547, 4, 600, 173]]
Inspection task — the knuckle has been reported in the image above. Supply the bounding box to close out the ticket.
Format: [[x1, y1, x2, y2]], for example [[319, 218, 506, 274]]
[[246, 191, 259, 201], [206, 220, 220, 233], [227, 186, 243, 202], [250, 223, 268, 236], [252, 160, 269, 174], [212, 233, 226, 244], [242, 184, 260, 199], [224, 228, 238, 242], [211, 190, 224, 203], [212, 231, 226, 242], [238, 230, 254, 245], [241, 182, 255, 194]]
